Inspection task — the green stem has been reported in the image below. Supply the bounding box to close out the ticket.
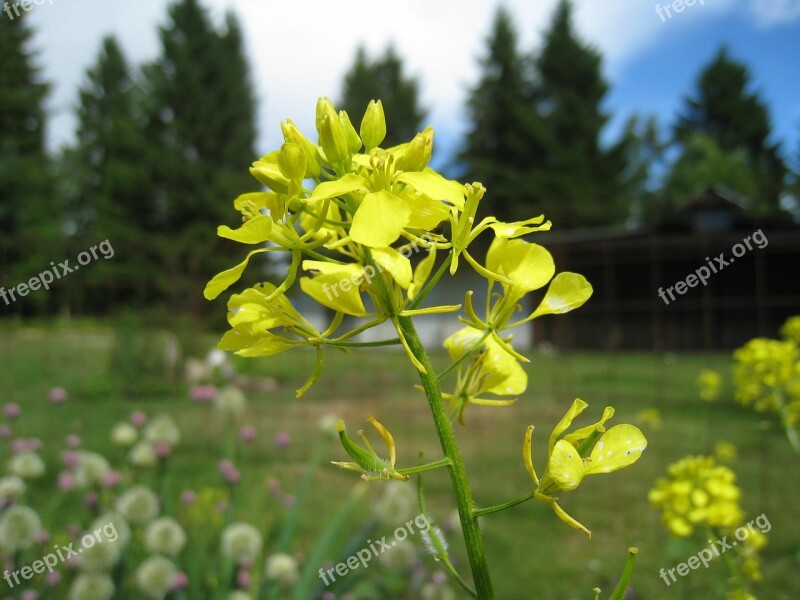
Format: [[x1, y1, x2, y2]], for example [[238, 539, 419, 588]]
[[396, 458, 452, 476], [396, 315, 495, 599], [409, 252, 453, 310], [472, 491, 536, 518], [323, 338, 401, 348], [780, 409, 800, 459]]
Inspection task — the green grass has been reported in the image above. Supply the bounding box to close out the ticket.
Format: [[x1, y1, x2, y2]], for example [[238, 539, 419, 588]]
[[1, 318, 798, 599]]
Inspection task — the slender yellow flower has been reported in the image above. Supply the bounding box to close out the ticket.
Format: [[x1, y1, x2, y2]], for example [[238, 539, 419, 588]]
[[332, 418, 409, 482], [523, 399, 647, 537]]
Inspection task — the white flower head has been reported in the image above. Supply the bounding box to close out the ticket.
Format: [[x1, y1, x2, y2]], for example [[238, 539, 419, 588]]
[[92, 512, 131, 547], [116, 486, 160, 525], [373, 480, 416, 523], [129, 441, 157, 468], [221, 522, 262, 564], [74, 451, 111, 488], [145, 517, 187, 557], [69, 573, 115, 600], [264, 553, 299, 585], [0, 505, 41, 552], [8, 451, 46, 480], [144, 415, 181, 447], [111, 422, 139, 447], [136, 555, 177, 600], [79, 536, 122, 572], [215, 386, 247, 416], [0, 475, 26, 504]]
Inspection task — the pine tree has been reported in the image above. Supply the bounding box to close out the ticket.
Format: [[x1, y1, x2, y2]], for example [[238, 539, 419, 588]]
[[532, 0, 629, 227], [458, 7, 548, 222], [0, 14, 50, 281], [675, 47, 786, 215], [339, 45, 426, 148], [62, 36, 155, 310], [144, 0, 257, 314]]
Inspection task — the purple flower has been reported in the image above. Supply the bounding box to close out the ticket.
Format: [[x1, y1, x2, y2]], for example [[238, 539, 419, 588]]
[[49, 387, 68, 403], [66, 435, 81, 449], [153, 441, 173, 458], [274, 431, 292, 449], [61, 450, 80, 469], [236, 569, 251, 588], [172, 571, 189, 591], [4, 403, 20, 420], [20, 590, 38, 600], [45, 571, 61, 586], [180, 489, 197, 505], [130, 411, 147, 427], [102, 470, 121, 488], [34, 530, 50, 544], [190, 385, 218, 403], [218, 459, 241, 484], [239, 425, 256, 443]]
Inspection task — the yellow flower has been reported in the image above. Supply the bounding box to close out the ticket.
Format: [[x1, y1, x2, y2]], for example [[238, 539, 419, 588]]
[[780, 315, 800, 344], [698, 369, 723, 402], [713, 441, 737, 463], [442, 327, 527, 423], [523, 399, 647, 537], [648, 455, 743, 537]]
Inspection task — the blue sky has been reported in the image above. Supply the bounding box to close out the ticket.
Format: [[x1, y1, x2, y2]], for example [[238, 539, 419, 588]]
[[27, 0, 800, 172]]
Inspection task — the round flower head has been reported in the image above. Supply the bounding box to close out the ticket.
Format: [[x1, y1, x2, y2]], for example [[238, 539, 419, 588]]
[[8, 451, 46, 479], [79, 535, 122, 572], [136, 555, 177, 600], [373, 480, 416, 523], [144, 414, 181, 447], [228, 592, 252, 600], [145, 517, 187, 557], [111, 422, 139, 447], [0, 475, 26, 505], [0, 505, 42, 552], [69, 573, 114, 600], [92, 512, 130, 546], [221, 522, 263, 564], [130, 441, 158, 468], [4, 402, 20, 419], [74, 451, 111, 488], [49, 386, 68, 403], [116, 486, 160, 525], [264, 553, 299, 585], [649, 455, 743, 537], [215, 386, 247, 416]]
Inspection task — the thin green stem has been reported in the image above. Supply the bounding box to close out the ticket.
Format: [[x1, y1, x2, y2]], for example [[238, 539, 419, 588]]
[[472, 491, 536, 518], [396, 315, 495, 599], [409, 252, 453, 310], [396, 458, 452, 476], [322, 338, 401, 348], [437, 330, 491, 382]]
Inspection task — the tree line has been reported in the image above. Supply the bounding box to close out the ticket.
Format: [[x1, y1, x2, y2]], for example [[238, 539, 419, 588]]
[[1, 0, 796, 317]]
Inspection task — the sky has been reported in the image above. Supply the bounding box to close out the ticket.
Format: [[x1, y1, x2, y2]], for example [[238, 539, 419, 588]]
[[26, 0, 800, 170]]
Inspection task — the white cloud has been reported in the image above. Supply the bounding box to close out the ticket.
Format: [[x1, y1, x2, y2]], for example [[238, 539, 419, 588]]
[[746, 0, 800, 26]]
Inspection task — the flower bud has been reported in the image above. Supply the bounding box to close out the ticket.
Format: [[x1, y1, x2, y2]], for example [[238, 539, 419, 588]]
[[395, 127, 433, 172], [319, 114, 349, 165], [338, 111, 362, 154], [278, 143, 307, 182], [360, 100, 386, 150], [280, 119, 320, 178]]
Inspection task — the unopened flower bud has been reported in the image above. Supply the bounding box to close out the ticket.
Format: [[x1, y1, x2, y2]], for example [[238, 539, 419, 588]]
[[338, 111, 362, 154], [278, 143, 307, 182], [280, 119, 320, 178], [396, 127, 433, 172], [319, 114, 349, 165], [360, 100, 386, 150]]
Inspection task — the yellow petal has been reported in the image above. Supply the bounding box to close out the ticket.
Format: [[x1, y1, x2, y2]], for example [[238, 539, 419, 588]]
[[403, 190, 451, 230], [250, 152, 290, 194], [584, 425, 647, 475], [486, 237, 555, 300], [549, 499, 591, 538], [233, 191, 281, 213], [300, 261, 366, 316], [443, 327, 482, 362], [218, 327, 293, 357], [204, 248, 269, 300], [371, 247, 412, 288], [548, 398, 588, 456], [217, 214, 273, 244], [227, 285, 304, 331], [350, 190, 412, 247], [309, 173, 368, 203], [481, 335, 527, 396], [531, 273, 593, 319], [547, 439, 585, 491], [485, 215, 551, 238], [396, 170, 465, 210]]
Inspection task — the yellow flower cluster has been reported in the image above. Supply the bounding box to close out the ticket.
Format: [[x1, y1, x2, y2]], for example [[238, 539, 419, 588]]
[[648, 455, 743, 538], [733, 336, 800, 424], [697, 368, 722, 402], [206, 98, 593, 400]]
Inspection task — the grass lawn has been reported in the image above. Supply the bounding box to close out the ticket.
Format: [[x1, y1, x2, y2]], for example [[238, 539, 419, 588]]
[[1, 318, 798, 599]]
